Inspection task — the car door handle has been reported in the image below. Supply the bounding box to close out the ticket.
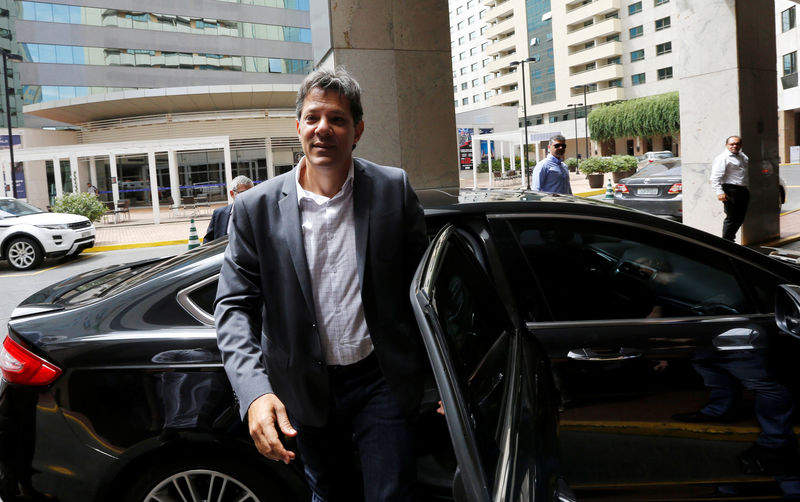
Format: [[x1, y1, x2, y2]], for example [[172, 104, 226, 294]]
[[567, 347, 642, 361]]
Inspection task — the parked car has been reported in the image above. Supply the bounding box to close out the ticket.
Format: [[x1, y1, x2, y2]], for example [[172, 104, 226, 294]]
[[0, 197, 95, 271], [614, 163, 786, 221], [2, 192, 800, 501], [636, 150, 675, 169], [613, 161, 684, 220]]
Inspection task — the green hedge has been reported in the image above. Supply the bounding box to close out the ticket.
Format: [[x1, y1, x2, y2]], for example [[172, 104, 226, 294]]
[[587, 92, 679, 141], [51, 192, 107, 222], [577, 155, 638, 174]]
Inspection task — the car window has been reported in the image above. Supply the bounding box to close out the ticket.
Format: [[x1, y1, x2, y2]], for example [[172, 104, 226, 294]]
[[427, 232, 513, 483], [0, 198, 43, 216], [501, 219, 753, 321]]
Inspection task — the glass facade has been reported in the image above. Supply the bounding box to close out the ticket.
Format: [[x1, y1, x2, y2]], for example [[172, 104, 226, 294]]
[[216, 0, 308, 8], [0, 0, 22, 128], [525, 0, 556, 105], [22, 85, 142, 104], [21, 43, 312, 74], [16, 2, 312, 43]]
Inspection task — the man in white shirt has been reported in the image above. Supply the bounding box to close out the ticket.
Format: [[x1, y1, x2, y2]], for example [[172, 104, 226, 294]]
[[710, 136, 749, 241]]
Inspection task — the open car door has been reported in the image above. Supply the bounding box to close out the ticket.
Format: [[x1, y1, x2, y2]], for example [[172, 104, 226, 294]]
[[410, 224, 566, 502]]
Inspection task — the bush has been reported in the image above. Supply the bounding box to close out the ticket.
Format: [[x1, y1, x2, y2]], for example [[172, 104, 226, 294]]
[[564, 157, 579, 169], [477, 158, 532, 173], [51, 192, 107, 222], [578, 156, 612, 174], [609, 155, 638, 172]]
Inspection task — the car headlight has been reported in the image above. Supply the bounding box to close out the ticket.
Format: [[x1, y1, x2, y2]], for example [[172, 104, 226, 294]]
[[35, 223, 72, 230]]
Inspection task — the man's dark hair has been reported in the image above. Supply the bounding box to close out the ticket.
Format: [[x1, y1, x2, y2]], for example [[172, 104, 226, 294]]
[[549, 134, 566, 145], [295, 67, 364, 124], [726, 135, 742, 145]]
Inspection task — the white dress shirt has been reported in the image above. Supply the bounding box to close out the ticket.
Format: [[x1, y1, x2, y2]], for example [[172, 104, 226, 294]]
[[295, 159, 373, 366], [710, 149, 749, 195]]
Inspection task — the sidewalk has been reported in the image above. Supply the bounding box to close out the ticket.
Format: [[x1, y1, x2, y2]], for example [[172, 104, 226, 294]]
[[86, 172, 800, 251]]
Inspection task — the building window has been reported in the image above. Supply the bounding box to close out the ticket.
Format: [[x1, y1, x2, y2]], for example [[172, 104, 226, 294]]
[[460, 67, 468, 75], [479, 9, 486, 19], [585, 62, 596, 70], [457, 21, 464, 29], [584, 19, 594, 27], [456, 6, 463, 14], [630, 49, 644, 62], [632, 72, 646, 85], [484, 75, 491, 83], [656, 41, 672, 55], [471, 62, 478, 71], [462, 97, 468, 105], [458, 36, 465, 44], [469, 31, 476, 40], [629, 25, 643, 38], [549, 115, 559, 123], [459, 52, 466, 60], [481, 42, 488, 50], [584, 41, 595, 49], [655, 0, 669, 4], [783, 6, 796, 32], [605, 11, 619, 19], [468, 15, 475, 24], [608, 56, 621, 65], [628, 2, 642, 15], [609, 79, 623, 87], [606, 34, 620, 42], [473, 95, 480, 103], [470, 47, 478, 56], [784, 51, 797, 76], [657, 66, 673, 80], [461, 82, 468, 90], [480, 26, 487, 34], [655, 16, 670, 31]]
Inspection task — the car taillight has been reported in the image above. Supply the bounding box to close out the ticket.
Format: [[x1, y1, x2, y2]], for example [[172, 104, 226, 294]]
[[668, 183, 682, 194], [615, 184, 629, 193], [0, 336, 62, 386]]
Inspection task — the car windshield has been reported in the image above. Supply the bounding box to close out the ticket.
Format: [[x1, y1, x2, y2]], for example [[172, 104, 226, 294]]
[[651, 152, 674, 159], [0, 199, 44, 217], [633, 164, 682, 178]]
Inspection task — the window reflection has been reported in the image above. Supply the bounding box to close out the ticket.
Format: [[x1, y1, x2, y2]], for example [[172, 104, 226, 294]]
[[16, 1, 312, 43]]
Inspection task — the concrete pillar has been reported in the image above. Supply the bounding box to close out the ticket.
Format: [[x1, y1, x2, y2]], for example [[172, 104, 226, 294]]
[[109, 154, 119, 207], [678, 0, 779, 243], [309, 0, 458, 191], [89, 157, 97, 188], [266, 137, 276, 180], [52, 157, 63, 198], [167, 149, 181, 206], [69, 154, 79, 193], [147, 149, 160, 224], [223, 142, 233, 204]]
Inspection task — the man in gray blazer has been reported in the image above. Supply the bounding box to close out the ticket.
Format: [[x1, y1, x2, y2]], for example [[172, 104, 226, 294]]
[[214, 68, 427, 501]]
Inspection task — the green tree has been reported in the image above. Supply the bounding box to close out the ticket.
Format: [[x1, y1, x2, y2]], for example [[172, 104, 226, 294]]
[[587, 92, 679, 141]]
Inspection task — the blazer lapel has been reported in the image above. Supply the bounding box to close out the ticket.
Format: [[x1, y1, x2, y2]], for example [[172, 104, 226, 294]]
[[278, 170, 316, 321], [353, 159, 371, 291]]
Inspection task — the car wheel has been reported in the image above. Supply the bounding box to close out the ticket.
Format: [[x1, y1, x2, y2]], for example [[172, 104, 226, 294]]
[[6, 237, 44, 271], [124, 455, 290, 502]]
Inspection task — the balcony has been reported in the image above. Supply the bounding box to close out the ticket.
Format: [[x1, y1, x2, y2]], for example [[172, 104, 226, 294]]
[[487, 52, 519, 73], [565, 0, 620, 26], [486, 90, 518, 107], [487, 71, 519, 92], [570, 85, 625, 105], [485, 34, 517, 58], [485, 14, 515, 40], [568, 40, 622, 68], [566, 17, 621, 47], [568, 63, 624, 88]]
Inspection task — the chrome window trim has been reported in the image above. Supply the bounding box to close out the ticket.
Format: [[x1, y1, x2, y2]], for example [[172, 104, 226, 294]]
[[176, 273, 219, 325]]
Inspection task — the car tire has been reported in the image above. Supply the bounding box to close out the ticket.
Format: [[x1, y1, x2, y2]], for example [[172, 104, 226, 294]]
[[6, 236, 44, 271], [123, 454, 291, 502]]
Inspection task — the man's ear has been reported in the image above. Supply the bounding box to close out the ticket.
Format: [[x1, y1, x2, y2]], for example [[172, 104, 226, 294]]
[[353, 120, 365, 149]]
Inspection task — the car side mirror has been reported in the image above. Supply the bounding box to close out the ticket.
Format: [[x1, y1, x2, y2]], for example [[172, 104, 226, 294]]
[[775, 284, 800, 339]]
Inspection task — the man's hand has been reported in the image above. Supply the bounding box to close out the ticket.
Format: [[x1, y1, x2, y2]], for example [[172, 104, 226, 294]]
[[248, 394, 297, 463], [717, 193, 727, 202]]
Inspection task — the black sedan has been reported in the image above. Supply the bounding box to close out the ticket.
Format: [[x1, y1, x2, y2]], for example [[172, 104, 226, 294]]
[[613, 160, 683, 220], [2, 192, 800, 501]]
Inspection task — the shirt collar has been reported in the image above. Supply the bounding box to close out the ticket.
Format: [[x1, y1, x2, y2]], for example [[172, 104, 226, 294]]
[[295, 156, 355, 205]]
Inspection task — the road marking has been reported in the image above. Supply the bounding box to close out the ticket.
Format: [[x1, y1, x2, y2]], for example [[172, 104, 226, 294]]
[[84, 239, 189, 252]]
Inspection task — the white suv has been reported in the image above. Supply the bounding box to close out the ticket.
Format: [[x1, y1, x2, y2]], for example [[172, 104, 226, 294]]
[[0, 197, 95, 271]]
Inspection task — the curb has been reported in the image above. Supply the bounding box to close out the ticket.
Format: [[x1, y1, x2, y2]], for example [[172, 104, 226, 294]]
[[576, 189, 606, 197], [84, 239, 194, 253]]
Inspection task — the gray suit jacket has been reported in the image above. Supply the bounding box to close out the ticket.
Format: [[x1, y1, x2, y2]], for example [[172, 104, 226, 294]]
[[214, 158, 427, 427]]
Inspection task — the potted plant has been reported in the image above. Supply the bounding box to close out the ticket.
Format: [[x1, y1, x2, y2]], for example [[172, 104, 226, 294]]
[[579, 157, 611, 188], [610, 155, 638, 183], [564, 157, 578, 173]]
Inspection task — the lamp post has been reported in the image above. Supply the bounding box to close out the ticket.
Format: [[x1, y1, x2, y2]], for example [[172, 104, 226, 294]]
[[567, 103, 583, 164], [582, 85, 590, 160], [1, 49, 22, 198], [510, 56, 539, 189]]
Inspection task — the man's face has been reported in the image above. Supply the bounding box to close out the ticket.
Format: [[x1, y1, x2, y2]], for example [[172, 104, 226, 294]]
[[296, 88, 364, 172], [549, 140, 567, 159], [726, 137, 742, 154]]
